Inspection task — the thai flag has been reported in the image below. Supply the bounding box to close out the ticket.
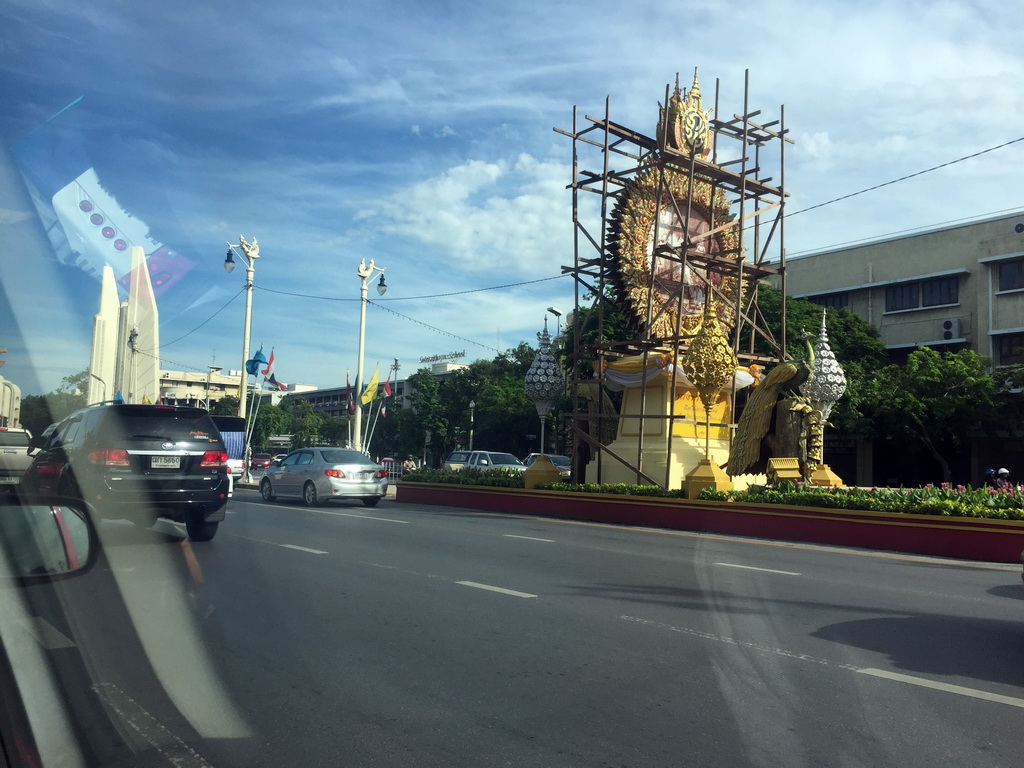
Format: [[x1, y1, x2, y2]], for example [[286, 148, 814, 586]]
[[268, 373, 287, 391]]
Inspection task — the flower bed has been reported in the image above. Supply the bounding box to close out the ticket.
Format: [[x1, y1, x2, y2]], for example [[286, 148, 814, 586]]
[[700, 481, 1024, 520]]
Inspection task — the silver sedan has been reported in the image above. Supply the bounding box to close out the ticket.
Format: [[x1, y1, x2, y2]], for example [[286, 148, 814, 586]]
[[259, 448, 388, 507]]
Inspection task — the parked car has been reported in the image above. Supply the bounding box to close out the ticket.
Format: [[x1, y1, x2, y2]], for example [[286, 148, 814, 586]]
[[523, 453, 572, 478], [250, 453, 273, 470], [22, 403, 230, 541], [0, 426, 33, 493], [464, 451, 526, 472], [443, 450, 470, 471], [259, 447, 388, 507]]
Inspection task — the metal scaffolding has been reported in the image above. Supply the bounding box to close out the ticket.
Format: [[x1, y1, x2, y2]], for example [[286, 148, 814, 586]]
[[554, 69, 793, 487]]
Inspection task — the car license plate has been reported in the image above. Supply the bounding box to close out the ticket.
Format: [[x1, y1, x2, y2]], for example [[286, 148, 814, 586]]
[[151, 455, 181, 469], [0, 477, 18, 484]]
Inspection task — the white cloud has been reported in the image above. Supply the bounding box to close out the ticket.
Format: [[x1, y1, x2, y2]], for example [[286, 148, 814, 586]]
[[355, 153, 572, 276]]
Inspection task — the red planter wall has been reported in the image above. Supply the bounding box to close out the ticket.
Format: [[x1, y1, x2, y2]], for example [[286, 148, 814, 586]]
[[396, 483, 1024, 564]]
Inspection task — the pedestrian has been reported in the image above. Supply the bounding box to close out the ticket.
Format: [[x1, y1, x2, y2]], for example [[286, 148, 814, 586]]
[[994, 467, 1011, 490], [983, 468, 996, 488], [402, 455, 416, 474]]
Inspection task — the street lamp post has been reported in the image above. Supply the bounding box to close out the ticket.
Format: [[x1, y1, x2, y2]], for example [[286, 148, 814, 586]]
[[88, 373, 107, 403], [205, 366, 222, 410], [547, 306, 562, 338], [469, 399, 475, 451], [353, 259, 387, 453], [224, 236, 260, 421]]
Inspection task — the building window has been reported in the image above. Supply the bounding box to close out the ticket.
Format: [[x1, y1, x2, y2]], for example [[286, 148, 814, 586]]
[[885, 276, 959, 312], [809, 292, 849, 310], [997, 333, 1024, 366], [998, 260, 1024, 291], [921, 276, 958, 307], [885, 283, 919, 312]]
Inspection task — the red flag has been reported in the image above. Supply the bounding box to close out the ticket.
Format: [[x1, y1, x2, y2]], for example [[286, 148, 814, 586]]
[[383, 370, 392, 398], [381, 402, 387, 418], [261, 347, 275, 377]]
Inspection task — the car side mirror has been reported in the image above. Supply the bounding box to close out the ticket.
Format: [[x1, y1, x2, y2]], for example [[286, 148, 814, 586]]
[[0, 497, 98, 583], [271, 460, 280, 467]]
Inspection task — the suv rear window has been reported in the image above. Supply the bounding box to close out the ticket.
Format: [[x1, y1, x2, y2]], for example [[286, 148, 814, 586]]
[[93, 409, 220, 444], [0, 431, 30, 448]]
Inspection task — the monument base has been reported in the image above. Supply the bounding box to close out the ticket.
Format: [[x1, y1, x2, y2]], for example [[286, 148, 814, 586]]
[[808, 464, 844, 487], [686, 459, 733, 499]]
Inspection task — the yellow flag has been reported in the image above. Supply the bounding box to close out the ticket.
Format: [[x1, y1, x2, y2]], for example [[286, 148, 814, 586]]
[[360, 366, 379, 405], [142, 395, 153, 404]]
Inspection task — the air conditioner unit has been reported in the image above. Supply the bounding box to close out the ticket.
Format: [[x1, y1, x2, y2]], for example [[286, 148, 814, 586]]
[[941, 318, 961, 340]]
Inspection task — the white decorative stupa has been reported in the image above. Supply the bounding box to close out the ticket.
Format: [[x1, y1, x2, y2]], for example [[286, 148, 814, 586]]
[[524, 319, 564, 454]]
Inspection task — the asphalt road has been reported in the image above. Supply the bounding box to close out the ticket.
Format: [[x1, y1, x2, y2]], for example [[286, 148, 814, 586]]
[[15, 488, 1024, 767]]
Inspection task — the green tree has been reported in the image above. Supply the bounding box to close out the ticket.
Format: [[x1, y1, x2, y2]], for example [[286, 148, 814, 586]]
[[751, 285, 888, 436], [250, 403, 291, 449], [211, 396, 240, 416], [318, 414, 351, 447], [19, 370, 89, 436], [408, 367, 448, 463], [475, 371, 538, 457], [291, 399, 324, 448], [863, 347, 997, 483]]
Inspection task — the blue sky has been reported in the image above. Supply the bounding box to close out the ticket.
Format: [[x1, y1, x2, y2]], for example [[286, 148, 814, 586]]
[[2, 0, 1023, 395]]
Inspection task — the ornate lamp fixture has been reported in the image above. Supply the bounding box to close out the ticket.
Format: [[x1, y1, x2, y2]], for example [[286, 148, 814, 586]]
[[524, 319, 564, 454], [800, 310, 848, 485]]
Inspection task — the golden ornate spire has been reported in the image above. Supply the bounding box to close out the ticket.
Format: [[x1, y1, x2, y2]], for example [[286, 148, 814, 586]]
[[658, 68, 713, 158], [680, 298, 737, 457]]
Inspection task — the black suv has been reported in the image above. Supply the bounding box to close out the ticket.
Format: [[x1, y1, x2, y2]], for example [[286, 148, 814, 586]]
[[23, 403, 230, 541]]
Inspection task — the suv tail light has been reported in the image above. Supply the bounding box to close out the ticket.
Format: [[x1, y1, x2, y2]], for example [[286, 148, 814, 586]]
[[200, 450, 228, 467], [89, 449, 130, 467]]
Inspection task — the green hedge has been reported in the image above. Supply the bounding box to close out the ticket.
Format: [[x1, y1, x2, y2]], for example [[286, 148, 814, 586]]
[[402, 467, 526, 488]]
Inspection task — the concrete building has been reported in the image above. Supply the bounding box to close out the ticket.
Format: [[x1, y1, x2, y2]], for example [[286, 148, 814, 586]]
[[159, 369, 244, 407], [279, 362, 467, 417], [783, 210, 1024, 364], [781, 209, 1024, 484]]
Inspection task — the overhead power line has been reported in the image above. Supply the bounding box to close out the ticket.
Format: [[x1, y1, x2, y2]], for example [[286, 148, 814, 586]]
[[789, 135, 1024, 218], [252, 274, 567, 302]]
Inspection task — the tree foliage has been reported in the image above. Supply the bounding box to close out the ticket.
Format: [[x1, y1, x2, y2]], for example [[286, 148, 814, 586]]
[[862, 347, 997, 483]]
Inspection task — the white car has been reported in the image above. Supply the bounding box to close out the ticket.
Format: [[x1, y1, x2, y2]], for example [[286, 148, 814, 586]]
[[464, 451, 526, 472], [260, 448, 388, 507]]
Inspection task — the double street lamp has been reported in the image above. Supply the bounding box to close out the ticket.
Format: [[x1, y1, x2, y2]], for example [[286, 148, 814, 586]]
[[353, 259, 387, 453]]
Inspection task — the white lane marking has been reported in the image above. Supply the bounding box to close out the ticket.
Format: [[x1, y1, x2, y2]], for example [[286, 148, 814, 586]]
[[858, 668, 1024, 709], [19, 617, 76, 649], [93, 682, 215, 767], [504, 534, 556, 543], [621, 615, 853, 668], [622, 616, 1024, 709], [313, 509, 409, 524], [714, 562, 801, 576], [456, 581, 538, 599], [280, 544, 328, 555]]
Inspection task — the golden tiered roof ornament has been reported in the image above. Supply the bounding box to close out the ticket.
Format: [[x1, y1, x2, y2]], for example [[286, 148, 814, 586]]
[[657, 68, 713, 158], [679, 296, 737, 496], [679, 297, 738, 458]]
